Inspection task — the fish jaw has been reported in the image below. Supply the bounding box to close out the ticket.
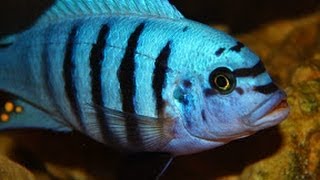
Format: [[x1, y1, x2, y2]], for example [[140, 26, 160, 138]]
[[244, 90, 290, 129]]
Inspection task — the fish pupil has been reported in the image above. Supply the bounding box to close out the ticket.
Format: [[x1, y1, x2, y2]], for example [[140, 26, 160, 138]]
[[215, 75, 229, 90]]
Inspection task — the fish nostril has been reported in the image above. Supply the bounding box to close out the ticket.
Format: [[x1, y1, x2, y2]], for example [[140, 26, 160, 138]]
[[235, 87, 244, 95], [183, 80, 192, 88]]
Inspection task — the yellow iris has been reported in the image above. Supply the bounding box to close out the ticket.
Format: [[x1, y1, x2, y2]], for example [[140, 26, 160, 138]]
[[214, 74, 231, 91]]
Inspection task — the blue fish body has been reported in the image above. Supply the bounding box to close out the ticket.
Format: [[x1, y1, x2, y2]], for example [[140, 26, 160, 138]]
[[0, 0, 289, 156]]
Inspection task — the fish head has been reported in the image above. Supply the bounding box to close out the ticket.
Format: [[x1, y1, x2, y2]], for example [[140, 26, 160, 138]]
[[168, 27, 289, 145]]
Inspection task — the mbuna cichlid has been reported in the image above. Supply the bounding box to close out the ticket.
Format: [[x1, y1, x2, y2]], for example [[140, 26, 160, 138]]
[[0, 0, 289, 177]]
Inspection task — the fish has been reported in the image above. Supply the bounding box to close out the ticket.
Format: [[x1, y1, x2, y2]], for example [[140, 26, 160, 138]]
[[0, 0, 290, 178]]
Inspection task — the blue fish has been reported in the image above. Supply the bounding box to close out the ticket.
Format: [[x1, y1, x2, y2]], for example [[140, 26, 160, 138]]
[[0, 0, 289, 178]]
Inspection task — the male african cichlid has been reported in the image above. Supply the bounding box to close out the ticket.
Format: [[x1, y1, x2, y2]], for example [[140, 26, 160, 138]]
[[0, 0, 289, 160]]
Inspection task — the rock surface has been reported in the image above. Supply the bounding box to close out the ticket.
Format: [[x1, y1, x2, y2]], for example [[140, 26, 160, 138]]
[[240, 79, 320, 180], [0, 154, 34, 180]]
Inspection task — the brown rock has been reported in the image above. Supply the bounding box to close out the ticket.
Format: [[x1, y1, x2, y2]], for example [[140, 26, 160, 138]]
[[238, 13, 320, 87], [0, 155, 34, 180], [241, 79, 320, 180]]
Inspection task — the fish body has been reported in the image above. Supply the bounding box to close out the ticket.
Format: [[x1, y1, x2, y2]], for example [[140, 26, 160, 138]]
[[0, 0, 289, 156]]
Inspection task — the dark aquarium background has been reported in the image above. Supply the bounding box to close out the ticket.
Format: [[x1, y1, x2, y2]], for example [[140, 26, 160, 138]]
[[0, 0, 320, 179]]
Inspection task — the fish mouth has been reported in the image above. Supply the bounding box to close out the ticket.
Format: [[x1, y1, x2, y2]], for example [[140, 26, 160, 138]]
[[245, 91, 290, 128]]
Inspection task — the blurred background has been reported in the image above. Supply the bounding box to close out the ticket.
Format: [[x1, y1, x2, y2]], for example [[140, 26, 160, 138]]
[[0, 0, 320, 179]]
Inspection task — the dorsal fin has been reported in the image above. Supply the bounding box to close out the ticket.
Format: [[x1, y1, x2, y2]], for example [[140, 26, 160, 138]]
[[36, 0, 184, 25]]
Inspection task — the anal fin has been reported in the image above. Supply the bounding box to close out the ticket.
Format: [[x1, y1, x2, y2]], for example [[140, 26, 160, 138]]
[[0, 90, 71, 132]]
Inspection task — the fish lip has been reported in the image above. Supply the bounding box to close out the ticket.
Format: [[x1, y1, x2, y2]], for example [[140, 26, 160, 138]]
[[244, 90, 290, 128], [253, 100, 289, 128]]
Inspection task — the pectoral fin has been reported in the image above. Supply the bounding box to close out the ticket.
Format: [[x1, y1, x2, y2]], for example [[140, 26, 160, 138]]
[[0, 90, 71, 132], [86, 105, 173, 151]]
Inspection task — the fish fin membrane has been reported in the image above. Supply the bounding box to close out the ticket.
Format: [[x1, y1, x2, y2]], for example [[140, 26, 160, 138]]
[[86, 105, 172, 151], [36, 0, 184, 25], [0, 90, 71, 132], [118, 152, 174, 180]]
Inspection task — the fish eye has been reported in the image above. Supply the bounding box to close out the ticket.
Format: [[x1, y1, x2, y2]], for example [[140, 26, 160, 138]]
[[209, 67, 236, 94]]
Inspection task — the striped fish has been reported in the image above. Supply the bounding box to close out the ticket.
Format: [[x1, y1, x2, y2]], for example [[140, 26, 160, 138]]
[[0, 0, 289, 159]]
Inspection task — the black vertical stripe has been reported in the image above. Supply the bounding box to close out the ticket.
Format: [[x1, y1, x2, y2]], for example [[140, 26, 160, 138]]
[[118, 23, 145, 113], [117, 23, 145, 147], [152, 42, 171, 116], [89, 24, 113, 143], [63, 25, 85, 131]]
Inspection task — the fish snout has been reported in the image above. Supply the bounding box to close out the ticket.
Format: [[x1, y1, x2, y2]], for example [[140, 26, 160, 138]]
[[245, 90, 289, 128]]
